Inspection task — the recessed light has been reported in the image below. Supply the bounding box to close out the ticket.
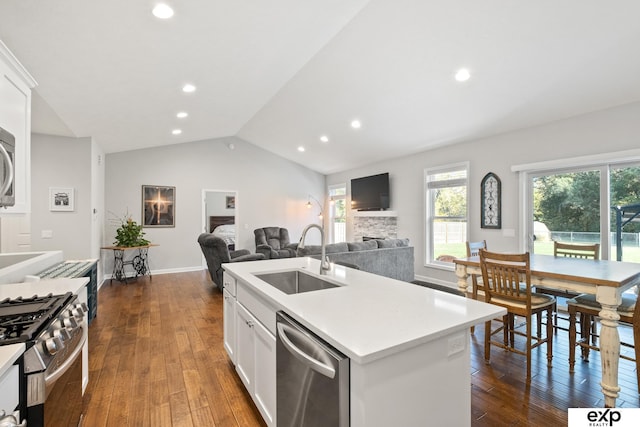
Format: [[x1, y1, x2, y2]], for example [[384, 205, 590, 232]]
[[455, 68, 471, 82], [176, 112, 188, 118], [152, 4, 174, 19], [182, 84, 196, 93], [351, 120, 361, 129], [172, 129, 182, 135], [297, 146, 305, 152], [320, 135, 329, 143]]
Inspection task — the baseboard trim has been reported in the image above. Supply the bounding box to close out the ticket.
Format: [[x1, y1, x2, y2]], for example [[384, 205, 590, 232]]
[[100, 266, 205, 288]]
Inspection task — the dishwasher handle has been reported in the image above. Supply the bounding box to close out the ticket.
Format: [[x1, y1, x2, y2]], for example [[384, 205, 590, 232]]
[[277, 322, 336, 379]]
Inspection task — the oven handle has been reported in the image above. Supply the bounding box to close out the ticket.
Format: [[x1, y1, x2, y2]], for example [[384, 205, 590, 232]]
[[0, 143, 13, 197], [44, 324, 87, 386]]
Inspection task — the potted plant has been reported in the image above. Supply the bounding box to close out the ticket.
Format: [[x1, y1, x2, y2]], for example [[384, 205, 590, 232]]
[[113, 215, 150, 247]]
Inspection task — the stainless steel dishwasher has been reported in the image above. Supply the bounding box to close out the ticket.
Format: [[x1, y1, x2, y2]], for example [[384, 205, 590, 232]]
[[276, 311, 350, 427]]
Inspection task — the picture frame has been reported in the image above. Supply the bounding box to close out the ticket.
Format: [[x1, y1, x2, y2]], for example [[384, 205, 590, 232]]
[[49, 187, 75, 211], [481, 172, 501, 229], [142, 185, 175, 227], [226, 195, 235, 209]]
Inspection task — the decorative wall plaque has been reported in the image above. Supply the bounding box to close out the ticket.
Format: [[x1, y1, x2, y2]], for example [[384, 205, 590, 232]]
[[481, 172, 501, 229]]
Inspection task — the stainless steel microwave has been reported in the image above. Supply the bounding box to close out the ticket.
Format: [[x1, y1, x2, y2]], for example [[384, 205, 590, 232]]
[[0, 126, 16, 207]]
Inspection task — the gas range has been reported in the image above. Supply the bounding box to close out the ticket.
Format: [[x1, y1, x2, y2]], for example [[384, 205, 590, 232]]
[[0, 292, 88, 426], [0, 293, 76, 345]]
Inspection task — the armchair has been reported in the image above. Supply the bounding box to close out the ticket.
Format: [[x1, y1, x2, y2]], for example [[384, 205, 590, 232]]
[[254, 227, 298, 259], [198, 233, 265, 291]]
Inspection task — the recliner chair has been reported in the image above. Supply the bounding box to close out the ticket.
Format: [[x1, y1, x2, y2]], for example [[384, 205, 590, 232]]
[[198, 233, 265, 291], [254, 227, 298, 259]]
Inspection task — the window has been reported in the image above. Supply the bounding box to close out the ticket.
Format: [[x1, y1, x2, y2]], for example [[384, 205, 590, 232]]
[[425, 163, 468, 267], [516, 152, 640, 264], [329, 184, 347, 243]]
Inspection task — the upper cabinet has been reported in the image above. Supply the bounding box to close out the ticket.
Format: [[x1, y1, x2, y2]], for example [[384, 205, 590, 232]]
[[0, 40, 37, 213]]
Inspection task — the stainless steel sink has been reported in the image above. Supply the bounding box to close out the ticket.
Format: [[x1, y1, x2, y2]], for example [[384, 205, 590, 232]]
[[256, 270, 340, 294]]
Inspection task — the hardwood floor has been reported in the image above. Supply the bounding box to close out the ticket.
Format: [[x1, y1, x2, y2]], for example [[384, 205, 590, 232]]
[[83, 271, 639, 426]]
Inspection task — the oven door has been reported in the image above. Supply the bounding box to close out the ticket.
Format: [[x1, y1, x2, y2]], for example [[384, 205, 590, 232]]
[[27, 324, 86, 427]]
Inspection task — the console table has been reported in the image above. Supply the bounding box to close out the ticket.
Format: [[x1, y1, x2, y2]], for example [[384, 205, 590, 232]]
[[101, 244, 157, 284]]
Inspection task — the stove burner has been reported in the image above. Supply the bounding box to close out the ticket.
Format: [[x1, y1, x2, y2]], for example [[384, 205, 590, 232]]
[[0, 292, 74, 345]]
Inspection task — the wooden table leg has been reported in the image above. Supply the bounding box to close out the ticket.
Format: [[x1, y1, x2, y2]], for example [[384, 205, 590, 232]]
[[455, 264, 469, 296], [596, 287, 622, 408], [112, 249, 127, 284]]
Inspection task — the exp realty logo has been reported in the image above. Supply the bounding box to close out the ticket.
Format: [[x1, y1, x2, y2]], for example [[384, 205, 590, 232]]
[[568, 408, 640, 427]]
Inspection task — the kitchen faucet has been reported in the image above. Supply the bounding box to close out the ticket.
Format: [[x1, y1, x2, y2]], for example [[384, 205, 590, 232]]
[[298, 223, 331, 275]]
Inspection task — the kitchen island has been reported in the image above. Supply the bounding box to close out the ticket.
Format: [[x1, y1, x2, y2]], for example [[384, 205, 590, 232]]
[[223, 257, 506, 426]]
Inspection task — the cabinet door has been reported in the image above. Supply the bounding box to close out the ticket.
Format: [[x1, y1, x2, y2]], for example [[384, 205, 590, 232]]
[[253, 319, 276, 427], [235, 303, 255, 393], [223, 289, 237, 364], [0, 46, 34, 215], [223, 272, 237, 296]]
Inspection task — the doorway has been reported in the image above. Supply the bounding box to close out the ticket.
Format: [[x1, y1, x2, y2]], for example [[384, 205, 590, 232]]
[[201, 189, 237, 268]]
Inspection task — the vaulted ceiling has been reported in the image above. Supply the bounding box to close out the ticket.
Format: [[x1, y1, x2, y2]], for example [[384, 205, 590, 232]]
[[2, 1, 640, 174]]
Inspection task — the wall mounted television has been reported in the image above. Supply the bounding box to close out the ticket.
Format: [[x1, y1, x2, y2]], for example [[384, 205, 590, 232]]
[[350, 172, 390, 211]]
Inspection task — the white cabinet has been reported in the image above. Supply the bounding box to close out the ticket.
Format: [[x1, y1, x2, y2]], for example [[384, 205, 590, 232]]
[[223, 288, 237, 363], [235, 303, 276, 426], [0, 41, 36, 216], [235, 303, 255, 391], [224, 273, 277, 427], [222, 272, 237, 363], [252, 315, 276, 426]]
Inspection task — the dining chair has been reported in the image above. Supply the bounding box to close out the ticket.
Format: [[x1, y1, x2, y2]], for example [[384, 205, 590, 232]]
[[479, 249, 556, 381], [567, 292, 640, 391], [535, 241, 600, 333], [466, 240, 487, 299], [466, 240, 487, 334]]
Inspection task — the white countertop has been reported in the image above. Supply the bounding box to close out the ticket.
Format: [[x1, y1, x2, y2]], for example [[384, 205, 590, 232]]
[[0, 344, 24, 378], [224, 257, 506, 364]]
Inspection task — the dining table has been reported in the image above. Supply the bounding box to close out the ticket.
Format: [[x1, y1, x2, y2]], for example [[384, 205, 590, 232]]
[[453, 253, 640, 408]]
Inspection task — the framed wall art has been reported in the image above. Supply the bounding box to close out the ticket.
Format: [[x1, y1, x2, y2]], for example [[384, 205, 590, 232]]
[[481, 172, 501, 229], [142, 185, 175, 227], [49, 187, 75, 211], [226, 195, 235, 209]]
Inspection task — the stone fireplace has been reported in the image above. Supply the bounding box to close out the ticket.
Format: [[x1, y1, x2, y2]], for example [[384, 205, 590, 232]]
[[352, 211, 398, 241]]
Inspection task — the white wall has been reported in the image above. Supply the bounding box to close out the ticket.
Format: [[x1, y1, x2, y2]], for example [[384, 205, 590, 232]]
[[104, 136, 325, 276], [30, 134, 93, 259], [327, 101, 640, 285]]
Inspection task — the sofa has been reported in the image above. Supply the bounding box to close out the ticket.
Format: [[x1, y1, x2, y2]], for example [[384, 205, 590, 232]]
[[296, 238, 414, 282]]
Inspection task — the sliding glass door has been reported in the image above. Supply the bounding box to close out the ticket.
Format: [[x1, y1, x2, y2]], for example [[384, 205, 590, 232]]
[[531, 169, 601, 256], [527, 162, 640, 263]]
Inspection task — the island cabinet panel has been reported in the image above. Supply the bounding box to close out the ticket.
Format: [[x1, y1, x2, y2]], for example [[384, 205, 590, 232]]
[[232, 281, 276, 426], [350, 330, 471, 427], [252, 315, 276, 426], [223, 288, 237, 364], [235, 303, 255, 392]]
